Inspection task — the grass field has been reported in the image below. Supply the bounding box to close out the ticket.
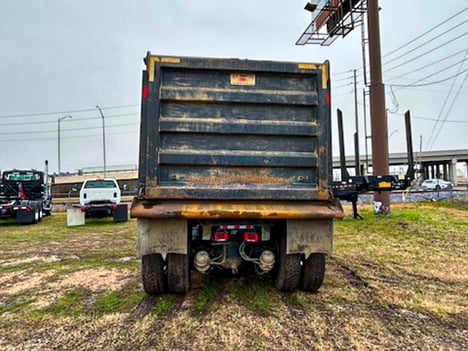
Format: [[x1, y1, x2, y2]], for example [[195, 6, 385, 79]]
[[0, 202, 467, 350]]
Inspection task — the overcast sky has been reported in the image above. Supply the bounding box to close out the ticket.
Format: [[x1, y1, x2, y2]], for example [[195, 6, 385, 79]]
[[0, 0, 467, 173]]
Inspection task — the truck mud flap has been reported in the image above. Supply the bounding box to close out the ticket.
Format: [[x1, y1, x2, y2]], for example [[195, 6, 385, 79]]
[[113, 204, 128, 222], [16, 209, 35, 225], [286, 219, 333, 257], [137, 218, 187, 259]]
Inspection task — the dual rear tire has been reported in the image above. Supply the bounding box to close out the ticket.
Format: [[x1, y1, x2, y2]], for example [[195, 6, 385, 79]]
[[274, 252, 326, 293], [142, 253, 190, 294], [274, 234, 326, 292]]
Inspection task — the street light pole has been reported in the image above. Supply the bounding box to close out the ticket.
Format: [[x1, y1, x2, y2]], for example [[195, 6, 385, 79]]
[[58, 115, 72, 174], [96, 105, 107, 177]]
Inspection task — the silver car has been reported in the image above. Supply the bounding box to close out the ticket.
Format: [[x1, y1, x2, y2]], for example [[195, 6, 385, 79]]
[[421, 178, 453, 190]]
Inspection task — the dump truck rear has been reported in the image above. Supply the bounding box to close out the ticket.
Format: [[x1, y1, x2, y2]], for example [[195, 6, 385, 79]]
[[131, 53, 343, 294]]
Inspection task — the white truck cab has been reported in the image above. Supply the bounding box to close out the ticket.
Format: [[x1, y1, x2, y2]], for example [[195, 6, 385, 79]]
[[79, 178, 127, 222], [80, 178, 121, 206]]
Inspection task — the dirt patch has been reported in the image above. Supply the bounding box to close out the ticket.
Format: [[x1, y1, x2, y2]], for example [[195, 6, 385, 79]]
[[0, 255, 63, 267], [1, 270, 56, 295], [48, 268, 134, 292]]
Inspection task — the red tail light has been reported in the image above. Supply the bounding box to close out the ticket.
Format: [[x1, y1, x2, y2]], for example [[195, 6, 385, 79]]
[[326, 91, 331, 105], [15, 206, 31, 212], [143, 84, 149, 99], [213, 231, 229, 242], [80, 206, 86, 212], [112, 205, 118, 210], [244, 232, 259, 242]]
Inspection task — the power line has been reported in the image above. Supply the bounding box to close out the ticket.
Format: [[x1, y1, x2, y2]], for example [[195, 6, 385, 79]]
[[0, 112, 139, 127], [384, 20, 468, 67], [340, 10, 468, 84], [393, 87, 468, 95], [0, 129, 138, 143], [388, 112, 468, 123], [385, 49, 468, 82], [333, 75, 354, 83], [390, 68, 468, 89], [384, 31, 468, 73], [425, 51, 467, 150], [428, 72, 468, 150], [0, 122, 138, 135], [0, 104, 139, 119], [334, 7, 468, 110], [383, 6, 468, 58]]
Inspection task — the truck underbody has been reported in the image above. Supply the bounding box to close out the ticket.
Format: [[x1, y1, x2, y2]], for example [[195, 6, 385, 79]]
[[132, 198, 343, 293]]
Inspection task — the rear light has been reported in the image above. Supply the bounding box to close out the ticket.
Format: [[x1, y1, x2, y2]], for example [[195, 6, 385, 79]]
[[3, 205, 12, 209], [326, 91, 331, 105], [213, 231, 229, 242], [14, 206, 31, 212], [143, 84, 149, 99], [112, 205, 118, 210], [244, 232, 259, 242], [80, 206, 87, 212], [221, 224, 254, 230]]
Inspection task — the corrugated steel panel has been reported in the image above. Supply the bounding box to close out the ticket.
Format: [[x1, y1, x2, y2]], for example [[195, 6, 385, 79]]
[[139, 54, 331, 201]]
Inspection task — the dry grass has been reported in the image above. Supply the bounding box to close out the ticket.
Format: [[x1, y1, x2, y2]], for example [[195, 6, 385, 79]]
[[0, 202, 467, 350]]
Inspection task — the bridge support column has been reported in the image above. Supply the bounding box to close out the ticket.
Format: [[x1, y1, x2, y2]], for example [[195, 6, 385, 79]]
[[443, 163, 448, 181], [450, 158, 457, 186]]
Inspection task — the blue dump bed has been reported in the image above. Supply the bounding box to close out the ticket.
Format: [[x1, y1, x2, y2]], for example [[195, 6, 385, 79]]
[[137, 53, 333, 202]]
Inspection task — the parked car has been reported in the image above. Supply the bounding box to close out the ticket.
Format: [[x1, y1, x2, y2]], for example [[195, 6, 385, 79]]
[[421, 178, 453, 190]]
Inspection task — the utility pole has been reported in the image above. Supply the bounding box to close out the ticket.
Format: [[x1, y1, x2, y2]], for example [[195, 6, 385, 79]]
[[58, 115, 72, 174], [363, 88, 369, 174], [367, 0, 390, 213], [354, 69, 360, 176], [96, 105, 107, 178]]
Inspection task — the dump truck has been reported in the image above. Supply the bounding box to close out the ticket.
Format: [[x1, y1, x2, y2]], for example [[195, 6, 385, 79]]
[[131, 53, 344, 294], [0, 161, 52, 224]]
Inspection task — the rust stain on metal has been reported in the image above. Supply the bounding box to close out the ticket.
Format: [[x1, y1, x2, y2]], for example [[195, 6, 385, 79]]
[[146, 178, 158, 187], [319, 179, 329, 188], [130, 199, 344, 220], [184, 174, 289, 185]]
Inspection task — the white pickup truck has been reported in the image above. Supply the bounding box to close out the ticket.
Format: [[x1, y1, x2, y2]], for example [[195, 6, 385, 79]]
[[79, 178, 127, 222]]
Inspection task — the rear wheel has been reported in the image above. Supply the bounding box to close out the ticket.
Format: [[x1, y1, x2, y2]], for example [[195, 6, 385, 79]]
[[301, 253, 326, 292], [142, 253, 166, 294], [33, 209, 39, 224], [167, 253, 190, 293], [274, 235, 301, 292]]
